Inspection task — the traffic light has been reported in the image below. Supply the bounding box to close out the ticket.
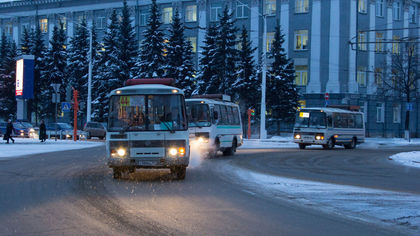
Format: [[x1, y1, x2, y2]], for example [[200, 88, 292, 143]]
[[251, 109, 255, 116]]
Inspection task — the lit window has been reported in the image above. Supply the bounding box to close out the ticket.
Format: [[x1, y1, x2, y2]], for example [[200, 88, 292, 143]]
[[264, 0, 276, 15], [295, 0, 309, 13], [376, 0, 384, 17], [266, 32, 275, 52], [358, 32, 367, 51], [295, 30, 308, 50], [376, 103, 384, 123], [393, 1, 401, 20], [5, 23, 13, 35], [140, 11, 149, 26], [236, 2, 248, 18], [295, 66, 308, 86], [236, 34, 242, 50], [358, 0, 367, 13], [185, 5, 197, 22], [56, 17, 66, 30], [375, 32, 384, 52], [210, 4, 222, 22], [409, 5, 417, 24], [39, 18, 48, 33], [393, 104, 401, 123], [392, 35, 400, 54], [186, 37, 197, 53], [97, 17, 105, 29], [162, 7, 173, 24], [357, 67, 366, 87], [374, 68, 383, 87]]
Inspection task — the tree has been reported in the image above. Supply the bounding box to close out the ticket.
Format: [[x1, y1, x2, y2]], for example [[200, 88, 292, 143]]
[[133, 0, 166, 78], [213, 5, 239, 96], [0, 35, 17, 119], [195, 25, 219, 95], [234, 26, 259, 112], [20, 26, 32, 55], [118, 0, 137, 82], [382, 41, 419, 139], [40, 22, 67, 118], [92, 10, 120, 121], [266, 24, 299, 124], [165, 9, 195, 97]]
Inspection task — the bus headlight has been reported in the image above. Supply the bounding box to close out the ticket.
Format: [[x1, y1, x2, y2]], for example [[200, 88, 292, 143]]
[[315, 134, 324, 140], [169, 148, 178, 156], [294, 134, 301, 139], [111, 148, 127, 158], [168, 147, 186, 157]]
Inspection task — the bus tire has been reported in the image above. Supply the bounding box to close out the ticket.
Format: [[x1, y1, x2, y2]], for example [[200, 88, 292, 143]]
[[299, 143, 306, 149], [223, 139, 237, 156], [344, 138, 357, 149], [112, 168, 122, 179], [323, 138, 335, 150], [171, 167, 186, 180]]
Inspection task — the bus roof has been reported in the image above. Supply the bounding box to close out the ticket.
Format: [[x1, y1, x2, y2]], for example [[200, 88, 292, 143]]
[[186, 98, 238, 107], [109, 84, 184, 96], [301, 107, 363, 114]]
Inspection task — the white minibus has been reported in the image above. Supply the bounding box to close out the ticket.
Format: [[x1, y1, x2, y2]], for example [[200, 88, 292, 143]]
[[293, 107, 365, 150], [186, 94, 243, 157], [106, 79, 189, 179]]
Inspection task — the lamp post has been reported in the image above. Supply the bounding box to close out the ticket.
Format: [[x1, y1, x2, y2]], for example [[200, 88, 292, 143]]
[[87, 27, 92, 123]]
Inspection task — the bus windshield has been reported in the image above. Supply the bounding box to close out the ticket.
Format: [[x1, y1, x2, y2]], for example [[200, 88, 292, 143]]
[[186, 102, 211, 127], [295, 111, 327, 129], [108, 94, 187, 132]]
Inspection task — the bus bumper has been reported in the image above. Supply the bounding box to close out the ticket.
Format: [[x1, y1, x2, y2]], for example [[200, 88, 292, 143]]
[[108, 156, 189, 169]]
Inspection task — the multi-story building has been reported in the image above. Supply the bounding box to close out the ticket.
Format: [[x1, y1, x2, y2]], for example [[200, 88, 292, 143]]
[[0, 0, 419, 137]]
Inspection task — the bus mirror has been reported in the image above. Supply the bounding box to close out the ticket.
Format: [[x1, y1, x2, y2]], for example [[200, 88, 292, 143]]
[[213, 111, 219, 120]]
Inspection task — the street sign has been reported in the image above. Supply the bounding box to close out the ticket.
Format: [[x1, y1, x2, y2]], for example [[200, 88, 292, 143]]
[[51, 83, 61, 93], [52, 93, 60, 103], [406, 103, 414, 111], [61, 102, 71, 112], [325, 93, 329, 100], [15, 55, 35, 99]]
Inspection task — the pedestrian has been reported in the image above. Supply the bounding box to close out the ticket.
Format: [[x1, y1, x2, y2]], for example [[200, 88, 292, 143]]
[[39, 119, 47, 142], [3, 119, 15, 144]]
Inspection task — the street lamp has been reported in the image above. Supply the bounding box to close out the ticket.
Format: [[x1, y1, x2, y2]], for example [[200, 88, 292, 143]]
[[236, 0, 267, 139]]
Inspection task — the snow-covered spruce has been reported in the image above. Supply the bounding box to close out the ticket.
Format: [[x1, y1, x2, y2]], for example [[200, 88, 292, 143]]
[[0, 33, 17, 118]]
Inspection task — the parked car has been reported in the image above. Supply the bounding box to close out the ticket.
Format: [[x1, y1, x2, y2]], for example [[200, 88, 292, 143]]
[[0, 122, 32, 138], [15, 121, 36, 138], [46, 122, 81, 139], [84, 122, 106, 139]]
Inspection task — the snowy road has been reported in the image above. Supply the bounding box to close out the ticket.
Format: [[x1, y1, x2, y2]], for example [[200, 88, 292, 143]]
[[0, 145, 419, 235]]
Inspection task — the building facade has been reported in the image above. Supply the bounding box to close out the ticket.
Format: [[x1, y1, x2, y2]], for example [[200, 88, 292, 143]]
[[0, 0, 419, 137]]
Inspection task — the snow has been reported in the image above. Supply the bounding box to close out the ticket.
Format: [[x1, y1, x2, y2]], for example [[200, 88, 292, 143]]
[[220, 162, 420, 233], [0, 138, 104, 160], [389, 151, 420, 168]]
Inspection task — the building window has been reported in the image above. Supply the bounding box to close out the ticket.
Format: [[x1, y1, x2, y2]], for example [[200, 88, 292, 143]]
[[236, 2, 249, 18], [140, 11, 149, 26], [97, 17, 105, 29], [376, 0, 384, 17], [235, 34, 242, 50], [295, 66, 308, 86], [185, 5, 197, 22], [21, 23, 29, 33], [294, 30, 308, 50], [5, 23, 12, 35], [39, 18, 48, 33], [392, 35, 400, 54], [393, 104, 401, 123], [162, 7, 173, 24], [186, 37, 197, 53], [266, 32, 275, 52], [358, 32, 367, 51], [375, 32, 384, 52], [264, 0, 276, 16], [210, 4, 222, 22], [376, 103, 385, 123], [375, 68, 383, 87], [358, 0, 367, 13], [58, 17, 66, 30], [78, 15, 86, 24], [409, 5, 417, 24], [357, 66, 366, 87], [295, 0, 309, 13], [393, 1, 401, 20]]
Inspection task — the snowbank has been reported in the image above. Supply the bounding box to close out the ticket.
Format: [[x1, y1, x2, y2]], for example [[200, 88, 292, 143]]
[[0, 138, 104, 160], [389, 151, 420, 169], [220, 162, 420, 233]]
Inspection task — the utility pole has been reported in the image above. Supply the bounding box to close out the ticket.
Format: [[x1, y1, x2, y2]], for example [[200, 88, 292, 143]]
[[87, 27, 93, 123], [260, 15, 267, 139]]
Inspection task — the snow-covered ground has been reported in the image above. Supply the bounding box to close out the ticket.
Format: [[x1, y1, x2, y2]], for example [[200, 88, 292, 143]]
[[239, 136, 420, 149], [220, 162, 420, 234], [389, 151, 420, 169], [0, 138, 104, 160]]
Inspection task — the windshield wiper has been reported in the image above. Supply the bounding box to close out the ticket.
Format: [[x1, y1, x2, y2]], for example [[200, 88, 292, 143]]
[[191, 121, 203, 128], [155, 116, 175, 133]]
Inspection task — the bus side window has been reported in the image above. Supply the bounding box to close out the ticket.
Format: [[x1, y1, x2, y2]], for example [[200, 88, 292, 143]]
[[348, 114, 355, 128], [219, 105, 227, 125], [227, 106, 234, 125], [214, 105, 221, 124], [355, 114, 363, 128], [327, 115, 333, 127], [233, 107, 240, 125]]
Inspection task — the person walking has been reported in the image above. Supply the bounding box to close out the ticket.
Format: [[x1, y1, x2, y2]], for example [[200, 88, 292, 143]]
[[39, 119, 47, 142], [3, 119, 15, 144]]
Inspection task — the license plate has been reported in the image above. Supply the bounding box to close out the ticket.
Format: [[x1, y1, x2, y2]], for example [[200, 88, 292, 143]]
[[138, 160, 157, 166], [303, 136, 312, 140]]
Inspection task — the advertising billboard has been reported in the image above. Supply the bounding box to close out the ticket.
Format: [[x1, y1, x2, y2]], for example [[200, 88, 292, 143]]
[[15, 55, 34, 99]]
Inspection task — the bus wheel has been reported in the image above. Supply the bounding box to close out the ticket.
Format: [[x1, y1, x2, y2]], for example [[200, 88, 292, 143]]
[[223, 139, 237, 156], [323, 138, 335, 150], [299, 143, 306, 149], [344, 138, 357, 149], [171, 167, 186, 180], [112, 168, 122, 179]]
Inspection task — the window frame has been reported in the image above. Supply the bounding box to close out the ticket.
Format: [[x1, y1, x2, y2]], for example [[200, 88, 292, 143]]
[[409, 5, 417, 24], [357, 66, 367, 87], [393, 104, 401, 123], [295, 65, 308, 86], [210, 4, 222, 22], [264, 0, 276, 16], [185, 5, 197, 22], [295, 0, 309, 14], [376, 0, 384, 17], [376, 103, 385, 123], [39, 18, 48, 33], [236, 2, 249, 19], [393, 1, 401, 21], [162, 7, 173, 24], [358, 31, 367, 51], [375, 32, 384, 52], [186, 36, 197, 53], [358, 0, 367, 14], [294, 29, 309, 51]]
